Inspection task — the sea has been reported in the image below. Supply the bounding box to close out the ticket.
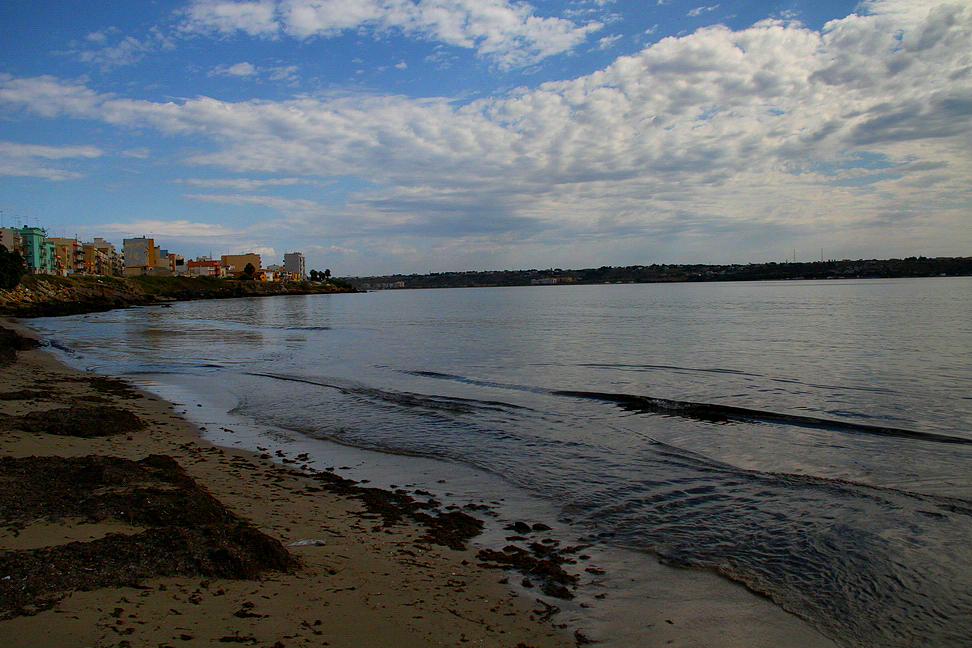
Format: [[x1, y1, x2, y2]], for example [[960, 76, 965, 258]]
[[27, 277, 972, 647]]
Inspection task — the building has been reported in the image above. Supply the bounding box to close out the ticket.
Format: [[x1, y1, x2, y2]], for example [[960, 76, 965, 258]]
[[0, 228, 18, 253], [85, 238, 123, 276], [283, 252, 306, 280], [220, 253, 262, 279], [48, 237, 84, 275], [123, 237, 159, 276], [18, 227, 57, 275], [82, 241, 111, 276], [187, 257, 221, 277], [158, 249, 185, 276], [169, 253, 186, 275]]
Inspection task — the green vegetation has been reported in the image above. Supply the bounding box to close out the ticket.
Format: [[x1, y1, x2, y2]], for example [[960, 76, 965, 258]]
[[0, 245, 26, 290], [130, 274, 230, 295]]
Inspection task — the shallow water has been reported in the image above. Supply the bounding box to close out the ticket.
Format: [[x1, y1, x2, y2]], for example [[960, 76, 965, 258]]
[[30, 277, 972, 647]]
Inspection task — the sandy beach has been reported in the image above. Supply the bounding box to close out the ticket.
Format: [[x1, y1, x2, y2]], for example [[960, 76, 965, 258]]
[[0, 323, 573, 647]]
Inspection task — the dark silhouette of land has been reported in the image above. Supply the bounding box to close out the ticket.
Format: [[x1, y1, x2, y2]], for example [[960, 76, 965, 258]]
[[347, 256, 972, 290]]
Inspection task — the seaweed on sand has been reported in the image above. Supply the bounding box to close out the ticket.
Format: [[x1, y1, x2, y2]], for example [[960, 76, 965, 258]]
[[0, 454, 295, 619]]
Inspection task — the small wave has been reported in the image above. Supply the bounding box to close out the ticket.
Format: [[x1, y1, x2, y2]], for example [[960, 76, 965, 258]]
[[580, 362, 758, 376], [554, 390, 972, 445], [248, 371, 530, 415], [399, 369, 550, 396]]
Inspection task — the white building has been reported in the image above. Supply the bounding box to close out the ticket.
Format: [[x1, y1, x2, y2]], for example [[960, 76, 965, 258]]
[[283, 252, 306, 280]]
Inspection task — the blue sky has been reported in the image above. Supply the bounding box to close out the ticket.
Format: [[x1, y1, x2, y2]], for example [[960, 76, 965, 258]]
[[1, 0, 969, 275]]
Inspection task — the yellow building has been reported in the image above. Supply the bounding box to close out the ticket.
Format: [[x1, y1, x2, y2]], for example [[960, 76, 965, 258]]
[[47, 237, 84, 275], [220, 253, 262, 279]]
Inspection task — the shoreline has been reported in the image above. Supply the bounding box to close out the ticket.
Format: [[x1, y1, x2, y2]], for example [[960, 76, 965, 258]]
[[0, 322, 574, 647], [2, 319, 844, 648]]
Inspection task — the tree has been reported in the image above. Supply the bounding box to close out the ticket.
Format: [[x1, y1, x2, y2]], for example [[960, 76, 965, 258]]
[[323, 268, 331, 280], [241, 262, 256, 280], [0, 245, 26, 290]]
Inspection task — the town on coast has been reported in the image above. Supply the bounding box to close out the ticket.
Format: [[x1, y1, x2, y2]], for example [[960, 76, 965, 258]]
[[0, 224, 359, 318], [0, 224, 320, 282]]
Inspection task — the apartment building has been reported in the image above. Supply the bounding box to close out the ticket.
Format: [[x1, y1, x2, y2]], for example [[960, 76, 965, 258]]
[[283, 252, 306, 280]]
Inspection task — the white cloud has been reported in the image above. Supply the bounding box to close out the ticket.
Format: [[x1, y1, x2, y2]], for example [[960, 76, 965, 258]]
[[180, 0, 603, 68], [98, 219, 242, 238], [597, 34, 623, 49], [248, 245, 277, 258], [183, 192, 323, 215], [3, 1, 970, 263], [73, 28, 174, 69], [227, 61, 257, 76], [0, 140, 103, 180], [78, 36, 151, 67], [180, 0, 279, 36], [688, 5, 719, 18], [210, 61, 299, 83], [183, 177, 303, 189]]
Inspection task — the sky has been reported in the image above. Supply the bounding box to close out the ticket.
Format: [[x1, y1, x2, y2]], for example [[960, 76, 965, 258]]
[[1, 0, 970, 276]]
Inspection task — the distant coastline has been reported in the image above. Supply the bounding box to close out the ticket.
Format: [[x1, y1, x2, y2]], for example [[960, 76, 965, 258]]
[[348, 256, 972, 290]]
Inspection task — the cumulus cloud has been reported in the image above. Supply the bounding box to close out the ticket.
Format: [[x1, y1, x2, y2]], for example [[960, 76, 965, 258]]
[[3, 1, 970, 260], [181, 0, 279, 36], [180, 0, 603, 68], [226, 62, 257, 76]]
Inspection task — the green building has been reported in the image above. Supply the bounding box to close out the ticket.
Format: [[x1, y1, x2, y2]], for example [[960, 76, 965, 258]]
[[18, 227, 57, 275]]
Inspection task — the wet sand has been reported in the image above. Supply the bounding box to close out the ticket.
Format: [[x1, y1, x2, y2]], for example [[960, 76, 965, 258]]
[[0, 324, 572, 647]]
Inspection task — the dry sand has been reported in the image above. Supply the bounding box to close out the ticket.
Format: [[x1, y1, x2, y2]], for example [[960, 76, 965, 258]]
[[0, 324, 573, 648]]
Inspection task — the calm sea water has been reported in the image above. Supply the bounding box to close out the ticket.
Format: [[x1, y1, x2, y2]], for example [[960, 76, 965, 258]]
[[30, 277, 972, 647]]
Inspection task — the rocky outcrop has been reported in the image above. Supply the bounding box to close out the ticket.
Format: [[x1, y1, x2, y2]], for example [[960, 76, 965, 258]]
[[0, 276, 354, 318]]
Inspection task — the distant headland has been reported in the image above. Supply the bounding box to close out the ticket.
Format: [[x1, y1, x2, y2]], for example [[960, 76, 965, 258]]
[[347, 257, 972, 290]]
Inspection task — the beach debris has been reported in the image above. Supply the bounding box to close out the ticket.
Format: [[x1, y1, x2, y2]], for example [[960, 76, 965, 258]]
[[477, 534, 581, 600], [311, 471, 484, 551], [286, 538, 327, 547]]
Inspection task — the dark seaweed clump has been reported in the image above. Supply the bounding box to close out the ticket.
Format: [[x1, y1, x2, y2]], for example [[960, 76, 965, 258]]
[[8, 405, 145, 438], [0, 454, 295, 619], [312, 470, 483, 551]]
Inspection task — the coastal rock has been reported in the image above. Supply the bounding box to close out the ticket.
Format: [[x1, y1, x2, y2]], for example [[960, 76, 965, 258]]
[[0, 275, 356, 318]]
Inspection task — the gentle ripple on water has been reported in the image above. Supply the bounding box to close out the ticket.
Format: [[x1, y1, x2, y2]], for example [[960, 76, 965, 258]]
[[29, 277, 972, 647]]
